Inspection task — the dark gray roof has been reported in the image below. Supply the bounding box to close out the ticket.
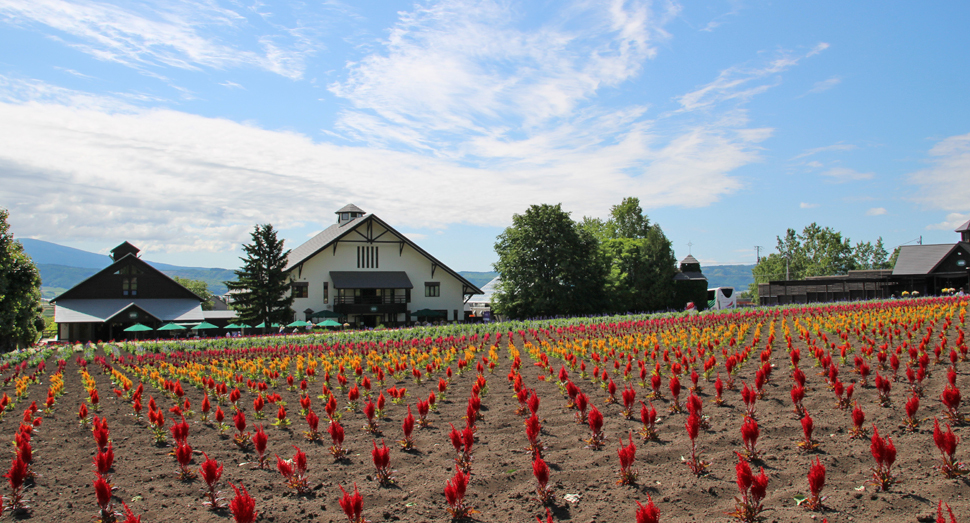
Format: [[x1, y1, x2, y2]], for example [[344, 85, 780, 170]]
[[330, 271, 413, 289], [891, 244, 955, 275], [337, 203, 365, 214], [54, 299, 204, 323], [680, 254, 700, 265], [957, 219, 970, 233], [674, 271, 707, 281], [284, 215, 368, 271]]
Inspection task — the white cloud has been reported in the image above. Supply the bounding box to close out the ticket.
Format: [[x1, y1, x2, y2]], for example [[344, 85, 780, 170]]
[[908, 132, 970, 213], [800, 202, 818, 209], [0, 75, 769, 254], [676, 43, 828, 112], [820, 166, 874, 182], [220, 81, 244, 89], [806, 76, 841, 94], [793, 142, 856, 159], [866, 207, 887, 216], [927, 212, 970, 231], [0, 0, 317, 79], [403, 232, 428, 241]]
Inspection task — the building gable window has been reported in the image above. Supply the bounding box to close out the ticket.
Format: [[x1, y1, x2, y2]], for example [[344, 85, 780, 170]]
[[292, 281, 309, 298], [357, 246, 379, 268], [122, 277, 137, 296], [425, 282, 440, 297]]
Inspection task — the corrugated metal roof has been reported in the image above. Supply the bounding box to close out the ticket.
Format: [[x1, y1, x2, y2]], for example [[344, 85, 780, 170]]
[[55, 299, 204, 323], [891, 244, 955, 275], [467, 276, 500, 303], [284, 215, 368, 271], [330, 271, 413, 289]]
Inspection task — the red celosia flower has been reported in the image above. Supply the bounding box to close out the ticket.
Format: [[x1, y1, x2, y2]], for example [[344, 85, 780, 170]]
[[806, 457, 826, 510], [252, 425, 268, 468], [338, 483, 364, 523], [229, 483, 257, 523], [635, 494, 660, 523], [533, 457, 552, 503]]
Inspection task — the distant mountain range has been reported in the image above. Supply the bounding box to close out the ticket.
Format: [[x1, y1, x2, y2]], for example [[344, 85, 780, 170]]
[[19, 239, 754, 300]]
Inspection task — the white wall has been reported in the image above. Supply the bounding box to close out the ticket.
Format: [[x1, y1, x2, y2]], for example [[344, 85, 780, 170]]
[[287, 219, 467, 322]]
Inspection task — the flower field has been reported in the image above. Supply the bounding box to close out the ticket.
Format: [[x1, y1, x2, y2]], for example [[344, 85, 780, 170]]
[[2, 298, 968, 522]]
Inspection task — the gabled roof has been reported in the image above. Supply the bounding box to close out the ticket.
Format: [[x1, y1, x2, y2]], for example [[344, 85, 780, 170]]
[[285, 215, 368, 272], [891, 243, 961, 275], [52, 251, 203, 302], [54, 299, 204, 323], [285, 214, 484, 295]]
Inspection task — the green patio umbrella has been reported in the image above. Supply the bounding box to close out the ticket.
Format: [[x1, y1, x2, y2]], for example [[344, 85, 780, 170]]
[[287, 320, 311, 328], [123, 323, 154, 332], [192, 321, 220, 330], [237, 323, 252, 329], [254, 322, 282, 328], [223, 323, 241, 329], [311, 310, 340, 319], [318, 319, 342, 327], [157, 323, 186, 331]]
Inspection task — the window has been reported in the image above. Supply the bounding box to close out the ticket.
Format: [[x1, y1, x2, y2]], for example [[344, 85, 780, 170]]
[[323, 282, 329, 304], [123, 277, 137, 296], [357, 246, 379, 268], [425, 282, 440, 297], [292, 282, 309, 298]]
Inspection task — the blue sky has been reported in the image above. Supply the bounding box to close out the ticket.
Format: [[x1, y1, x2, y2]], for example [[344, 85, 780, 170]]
[[1, 0, 968, 272]]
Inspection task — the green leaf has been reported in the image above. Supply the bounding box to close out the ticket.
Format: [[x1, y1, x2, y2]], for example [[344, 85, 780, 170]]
[[793, 495, 807, 506]]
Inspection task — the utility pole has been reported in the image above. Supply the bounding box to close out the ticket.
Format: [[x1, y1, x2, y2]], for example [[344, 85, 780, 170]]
[[754, 246, 762, 264]]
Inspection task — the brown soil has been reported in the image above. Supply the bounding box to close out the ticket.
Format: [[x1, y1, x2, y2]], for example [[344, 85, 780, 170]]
[[4, 321, 969, 523]]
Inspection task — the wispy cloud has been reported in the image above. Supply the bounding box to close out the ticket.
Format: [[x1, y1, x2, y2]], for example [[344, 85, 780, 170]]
[[800, 202, 818, 209], [927, 212, 970, 231], [866, 207, 887, 216], [0, 0, 319, 79], [820, 166, 874, 182], [793, 142, 857, 159], [806, 76, 841, 94], [908, 132, 970, 213], [220, 81, 244, 89], [330, 0, 679, 153], [676, 42, 829, 112]]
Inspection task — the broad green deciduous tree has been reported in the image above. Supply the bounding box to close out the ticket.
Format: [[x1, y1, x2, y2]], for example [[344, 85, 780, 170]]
[[493, 204, 608, 319], [173, 276, 214, 310], [0, 209, 44, 351], [225, 224, 294, 327]]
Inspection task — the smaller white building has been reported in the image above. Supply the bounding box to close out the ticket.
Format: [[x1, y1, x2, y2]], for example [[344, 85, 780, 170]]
[[285, 205, 483, 328]]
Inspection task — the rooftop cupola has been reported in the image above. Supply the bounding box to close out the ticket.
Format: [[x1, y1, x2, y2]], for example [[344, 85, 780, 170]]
[[336, 204, 365, 225], [957, 219, 970, 243], [110, 241, 140, 262]]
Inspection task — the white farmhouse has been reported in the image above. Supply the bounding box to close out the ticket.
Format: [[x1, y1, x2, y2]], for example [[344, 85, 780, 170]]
[[284, 204, 484, 328]]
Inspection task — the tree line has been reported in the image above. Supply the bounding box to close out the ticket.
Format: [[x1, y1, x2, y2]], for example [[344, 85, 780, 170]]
[[492, 198, 683, 319], [749, 223, 895, 301]]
